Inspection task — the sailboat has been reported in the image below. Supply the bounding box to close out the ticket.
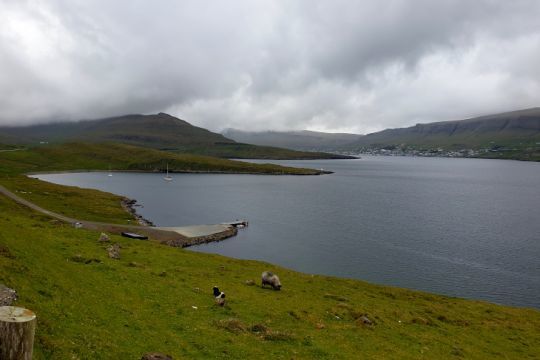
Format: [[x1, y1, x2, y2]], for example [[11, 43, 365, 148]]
[[108, 165, 113, 177], [164, 163, 173, 181]]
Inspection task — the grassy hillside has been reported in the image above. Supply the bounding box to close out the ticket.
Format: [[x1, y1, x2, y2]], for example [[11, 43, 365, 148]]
[[0, 142, 322, 176], [223, 108, 540, 161], [0, 143, 21, 150], [183, 142, 355, 159], [350, 108, 540, 160], [0, 140, 538, 358], [0, 142, 323, 223], [1, 192, 539, 359], [0, 113, 232, 148], [0, 113, 352, 160]]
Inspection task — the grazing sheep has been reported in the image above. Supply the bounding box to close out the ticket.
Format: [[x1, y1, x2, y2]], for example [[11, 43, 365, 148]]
[[213, 286, 226, 306], [261, 271, 282, 290]]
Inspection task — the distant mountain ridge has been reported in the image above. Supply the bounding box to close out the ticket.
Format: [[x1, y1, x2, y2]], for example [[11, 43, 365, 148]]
[[0, 113, 354, 160], [222, 129, 363, 151], [352, 107, 540, 149], [1, 108, 538, 160], [0, 113, 232, 148], [223, 108, 540, 155]]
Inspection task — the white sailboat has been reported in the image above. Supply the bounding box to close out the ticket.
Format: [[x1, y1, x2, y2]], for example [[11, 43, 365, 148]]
[[108, 165, 113, 177], [164, 163, 173, 181]]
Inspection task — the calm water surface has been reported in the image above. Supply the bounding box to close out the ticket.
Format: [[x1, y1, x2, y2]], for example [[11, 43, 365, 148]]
[[33, 156, 540, 308]]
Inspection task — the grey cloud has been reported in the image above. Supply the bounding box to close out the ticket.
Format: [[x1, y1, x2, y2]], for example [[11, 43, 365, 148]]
[[0, 0, 539, 133]]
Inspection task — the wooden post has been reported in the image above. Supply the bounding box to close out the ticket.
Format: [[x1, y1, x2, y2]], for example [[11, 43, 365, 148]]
[[0, 306, 36, 360]]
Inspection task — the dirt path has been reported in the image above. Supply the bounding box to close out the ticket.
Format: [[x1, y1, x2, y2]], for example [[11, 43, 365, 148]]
[[0, 183, 235, 246]]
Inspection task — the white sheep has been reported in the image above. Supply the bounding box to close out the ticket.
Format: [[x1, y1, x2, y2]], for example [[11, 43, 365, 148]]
[[261, 271, 282, 290], [213, 286, 226, 306]]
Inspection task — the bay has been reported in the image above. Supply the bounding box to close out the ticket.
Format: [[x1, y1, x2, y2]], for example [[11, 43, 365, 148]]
[[32, 156, 540, 308]]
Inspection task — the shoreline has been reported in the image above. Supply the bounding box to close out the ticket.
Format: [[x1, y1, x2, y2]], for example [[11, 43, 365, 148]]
[[120, 198, 155, 227], [357, 152, 540, 163], [2, 179, 238, 248], [6, 175, 540, 310], [26, 168, 334, 176]]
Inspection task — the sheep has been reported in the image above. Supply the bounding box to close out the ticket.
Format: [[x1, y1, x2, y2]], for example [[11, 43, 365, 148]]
[[261, 271, 282, 290], [213, 286, 226, 306]]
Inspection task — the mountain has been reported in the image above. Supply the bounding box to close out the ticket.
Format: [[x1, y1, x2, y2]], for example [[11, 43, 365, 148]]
[[222, 129, 363, 151], [0, 113, 232, 149], [222, 108, 540, 161], [353, 107, 540, 149], [0, 113, 354, 159]]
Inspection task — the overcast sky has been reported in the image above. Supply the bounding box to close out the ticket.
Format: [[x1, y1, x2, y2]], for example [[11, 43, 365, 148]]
[[1, 0, 539, 133]]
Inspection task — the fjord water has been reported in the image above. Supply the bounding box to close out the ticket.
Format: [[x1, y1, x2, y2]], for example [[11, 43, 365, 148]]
[[33, 156, 540, 308]]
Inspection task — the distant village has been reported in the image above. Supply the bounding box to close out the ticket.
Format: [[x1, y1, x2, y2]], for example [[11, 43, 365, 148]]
[[355, 147, 485, 158], [335, 144, 538, 159]]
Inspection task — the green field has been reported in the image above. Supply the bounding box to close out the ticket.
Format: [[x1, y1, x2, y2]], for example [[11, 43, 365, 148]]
[[0, 144, 20, 150], [0, 142, 322, 177], [0, 143, 539, 359], [181, 143, 355, 160], [0, 113, 353, 160]]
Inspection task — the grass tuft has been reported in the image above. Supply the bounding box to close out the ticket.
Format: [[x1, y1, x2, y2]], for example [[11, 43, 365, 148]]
[[215, 318, 247, 333]]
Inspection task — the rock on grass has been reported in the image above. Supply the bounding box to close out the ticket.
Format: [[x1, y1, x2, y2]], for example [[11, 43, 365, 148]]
[[141, 353, 173, 360], [107, 243, 121, 260], [0, 285, 17, 306]]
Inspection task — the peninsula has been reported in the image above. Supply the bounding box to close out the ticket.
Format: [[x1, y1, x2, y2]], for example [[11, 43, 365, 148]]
[[0, 139, 538, 359]]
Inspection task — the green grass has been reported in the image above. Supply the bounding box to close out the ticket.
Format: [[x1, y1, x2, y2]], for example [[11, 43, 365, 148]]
[[1, 194, 539, 359], [475, 143, 540, 161], [0, 141, 538, 358], [354, 133, 540, 161], [0, 113, 351, 160], [181, 142, 355, 160], [0, 142, 322, 223], [0, 176, 134, 224], [0, 143, 21, 150], [0, 142, 322, 176]]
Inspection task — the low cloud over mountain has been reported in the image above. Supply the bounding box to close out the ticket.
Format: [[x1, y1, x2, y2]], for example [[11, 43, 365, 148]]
[[1, 0, 539, 133]]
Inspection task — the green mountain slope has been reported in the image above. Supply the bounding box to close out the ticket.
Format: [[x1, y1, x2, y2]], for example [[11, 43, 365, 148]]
[[220, 108, 540, 160], [0, 113, 353, 159], [353, 108, 540, 147], [0, 113, 232, 147]]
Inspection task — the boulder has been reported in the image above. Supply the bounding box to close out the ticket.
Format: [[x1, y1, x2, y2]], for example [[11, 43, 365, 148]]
[[0, 285, 17, 306], [98, 233, 110, 243], [359, 315, 373, 325], [107, 244, 121, 260], [141, 353, 173, 360]]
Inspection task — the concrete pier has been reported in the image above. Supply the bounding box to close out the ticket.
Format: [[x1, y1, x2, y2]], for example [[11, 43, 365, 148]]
[[158, 224, 233, 238]]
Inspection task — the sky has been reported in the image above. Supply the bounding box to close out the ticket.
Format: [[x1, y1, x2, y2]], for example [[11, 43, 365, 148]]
[[0, 0, 539, 134]]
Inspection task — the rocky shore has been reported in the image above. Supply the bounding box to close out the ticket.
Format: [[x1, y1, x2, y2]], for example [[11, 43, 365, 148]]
[[119, 197, 238, 247], [121, 198, 155, 226]]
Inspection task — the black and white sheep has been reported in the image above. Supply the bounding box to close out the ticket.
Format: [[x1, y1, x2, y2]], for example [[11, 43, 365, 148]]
[[261, 271, 282, 290], [213, 286, 226, 306]]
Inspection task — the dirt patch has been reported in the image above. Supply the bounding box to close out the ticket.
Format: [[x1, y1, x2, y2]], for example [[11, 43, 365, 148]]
[[0, 244, 15, 259]]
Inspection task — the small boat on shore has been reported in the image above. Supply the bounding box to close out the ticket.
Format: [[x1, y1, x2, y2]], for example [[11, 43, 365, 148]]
[[121, 232, 148, 240]]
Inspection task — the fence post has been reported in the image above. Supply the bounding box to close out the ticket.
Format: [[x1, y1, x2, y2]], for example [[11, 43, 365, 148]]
[[0, 306, 36, 360]]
